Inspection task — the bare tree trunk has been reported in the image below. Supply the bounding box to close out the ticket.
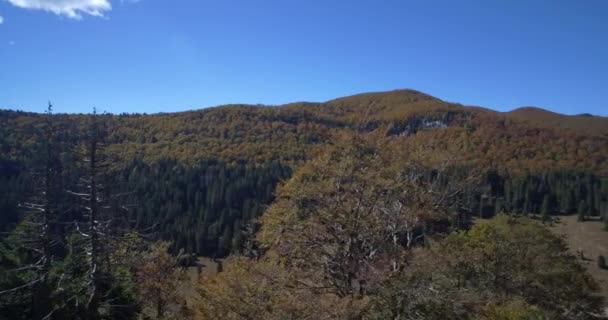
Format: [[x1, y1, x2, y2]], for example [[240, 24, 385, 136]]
[[88, 136, 102, 319], [29, 104, 59, 320]]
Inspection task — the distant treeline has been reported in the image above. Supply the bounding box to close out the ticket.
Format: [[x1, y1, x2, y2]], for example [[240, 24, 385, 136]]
[[486, 171, 608, 219]]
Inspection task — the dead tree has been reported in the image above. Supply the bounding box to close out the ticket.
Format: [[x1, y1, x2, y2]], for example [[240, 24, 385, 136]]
[[66, 109, 112, 319], [0, 103, 62, 319], [66, 109, 141, 319]]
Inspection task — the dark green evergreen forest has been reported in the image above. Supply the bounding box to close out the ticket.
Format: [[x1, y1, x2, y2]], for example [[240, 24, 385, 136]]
[[120, 160, 291, 256]]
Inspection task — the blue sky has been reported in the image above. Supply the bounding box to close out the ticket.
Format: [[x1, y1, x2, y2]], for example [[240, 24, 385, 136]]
[[0, 0, 607, 115]]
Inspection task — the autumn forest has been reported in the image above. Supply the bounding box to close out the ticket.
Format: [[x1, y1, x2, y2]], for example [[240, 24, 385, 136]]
[[1, 89, 608, 319]]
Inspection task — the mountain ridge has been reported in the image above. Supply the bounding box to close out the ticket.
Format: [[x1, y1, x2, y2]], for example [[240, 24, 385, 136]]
[[1, 89, 607, 175], [2, 89, 605, 119]]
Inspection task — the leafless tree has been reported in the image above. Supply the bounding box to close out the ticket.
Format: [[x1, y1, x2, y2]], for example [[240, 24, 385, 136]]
[[0, 103, 62, 319], [66, 109, 124, 318]]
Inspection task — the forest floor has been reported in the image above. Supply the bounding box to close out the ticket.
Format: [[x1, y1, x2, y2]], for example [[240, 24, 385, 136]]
[[549, 215, 608, 314]]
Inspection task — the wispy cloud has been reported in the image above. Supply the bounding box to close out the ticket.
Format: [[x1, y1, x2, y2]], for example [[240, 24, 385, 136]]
[[0, 15, 4, 24], [4, 0, 112, 19]]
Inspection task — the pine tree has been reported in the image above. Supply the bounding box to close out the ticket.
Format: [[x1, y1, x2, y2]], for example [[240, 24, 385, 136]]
[[602, 202, 608, 231], [541, 194, 551, 223], [69, 110, 134, 318], [503, 182, 512, 212], [593, 185, 601, 217], [577, 200, 588, 222], [0, 103, 63, 319], [83, 111, 105, 319], [231, 220, 244, 253], [494, 198, 503, 215], [27, 103, 61, 319], [218, 226, 233, 256], [563, 190, 575, 214]]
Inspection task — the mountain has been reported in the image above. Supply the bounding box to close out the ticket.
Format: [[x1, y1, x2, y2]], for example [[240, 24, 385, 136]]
[[0, 89, 607, 257], [506, 106, 608, 135], [2, 89, 607, 174], [1, 90, 608, 319]]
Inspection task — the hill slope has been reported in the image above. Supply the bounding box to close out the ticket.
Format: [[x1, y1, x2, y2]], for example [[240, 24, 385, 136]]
[[506, 106, 608, 135], [1, 89, 607, 174], [0, 89, 607, 258]]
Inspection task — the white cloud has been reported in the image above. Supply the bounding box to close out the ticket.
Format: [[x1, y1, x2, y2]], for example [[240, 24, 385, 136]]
[[5, 0, 112, 19], [0, 15, 4, 24]]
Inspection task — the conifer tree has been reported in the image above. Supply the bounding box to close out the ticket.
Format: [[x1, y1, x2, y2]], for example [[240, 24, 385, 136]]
[[577, 200, 588, 222], [541, 194, 551, 223], [0, 103, 63, 319], [68, 109, 137, 318]]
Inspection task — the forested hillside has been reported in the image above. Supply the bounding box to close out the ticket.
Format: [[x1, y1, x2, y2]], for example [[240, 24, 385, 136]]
[[200, 134, 606, 319], [2, 89, 607, 170], [1, 89, 608, 319], [1, 89, 608, 259]]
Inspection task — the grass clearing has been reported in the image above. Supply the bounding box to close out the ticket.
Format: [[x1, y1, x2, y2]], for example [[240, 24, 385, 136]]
[[550, 215, 608, 315]]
